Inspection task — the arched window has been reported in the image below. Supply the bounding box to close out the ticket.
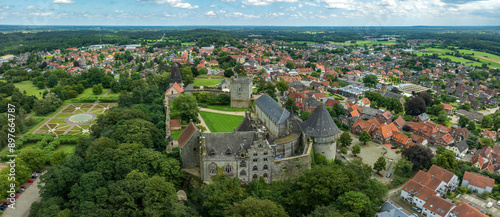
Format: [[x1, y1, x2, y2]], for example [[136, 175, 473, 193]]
[[209, 163, 217, 175], [240, 161, 246, 167], [263, 165, 268, 170], [263, 173, 268, 178], [253, 165, 258, 171], [225, 165, 233, 173], [240, 170, 246, 176], [253, 174, 258, 180], [225, 148, 232, 155], [209, 148, 215, 156]]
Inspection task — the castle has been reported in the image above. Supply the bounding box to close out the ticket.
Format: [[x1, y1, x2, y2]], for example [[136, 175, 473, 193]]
[[177, 94, 340, 184]]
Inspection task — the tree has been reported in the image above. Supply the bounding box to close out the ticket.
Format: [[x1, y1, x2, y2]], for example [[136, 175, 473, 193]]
[[418, 92, 432, 106], [339, 131, 353, 147], [459, 115, 470, 128], [467, 120, 476, 132], [308, 205, 345, 217], [286, 61, 295, 69], [494, 116, 500, 131], [352, 144, 361, 156], [374, 156, 386, 173], [47, 75, 58, 88], [224, 69, 234, 78], [224, 197, 288, 217], [92, 84, 103, 95], [199, 68, 208, 75], [402, 145, 433, 171], [359, 131, 371, 145], [460, 102, 471, 111], [337, 191, 374, 216], [482, 115, 492, 128], [37, 81, 45, 89], [34, 92, 62, 115], [362, 75, 378, 88], [18, 148, 47, 171], [436, 150, 458, 171], [340, 147, 348, 155], [299, 111, 311, 121], [171, 94, 199, 123], [404, 96, 427, 116], [394, 157, 413, 177], [275, 78, 289, 95], [203, 175, 244, 217], [284, 97, 299, 114], [50, 150, 67, 167]]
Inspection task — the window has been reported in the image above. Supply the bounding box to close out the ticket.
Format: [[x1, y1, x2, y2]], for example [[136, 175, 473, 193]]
[[264, 158, 268, 162], [253, 165, 258, 171], [225, 165, 233, 173], [253, 159, 258, 162], [209, 163, 217, 175], [253, 174, 258, 180], [263, 165, 268, 170], [193, 148, 197, 151], [240, 161, 246, 167], [240, 170, 246, 176], [253, 153, 258, 156], [264, 152, 268, 155], [209, 148, 215, 156], [225, 148, 232, 155], [263, 173, 268, 178]]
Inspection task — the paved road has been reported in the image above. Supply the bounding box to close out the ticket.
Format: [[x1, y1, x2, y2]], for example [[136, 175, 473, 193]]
[[2, 172, 45, 217], [199, 108, 246, 116]]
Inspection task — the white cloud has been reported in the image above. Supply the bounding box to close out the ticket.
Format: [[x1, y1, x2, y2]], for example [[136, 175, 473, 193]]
[[53, 0, 75, 4], [205, 11, 216, 16], [242, 0, 299, 6], [164, 13, 174, 16], [114, 10, 124, 13], [305, 2, 319, 6], [298, 4, 303, 7], [137, 0, 199, 9], [2, 6, 10, 9], [25, 6, 36, 10], [29, 12, 54, 16], [210, 5, 216, 7], [221, 0, 236, 2]]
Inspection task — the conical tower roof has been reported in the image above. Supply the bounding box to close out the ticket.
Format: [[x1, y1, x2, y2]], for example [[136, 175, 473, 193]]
[[300, 103, 340, 137]]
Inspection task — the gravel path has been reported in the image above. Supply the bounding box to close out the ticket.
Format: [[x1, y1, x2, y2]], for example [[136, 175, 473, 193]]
[[199, 108, 245, 116], [197, 113, 211, 133]]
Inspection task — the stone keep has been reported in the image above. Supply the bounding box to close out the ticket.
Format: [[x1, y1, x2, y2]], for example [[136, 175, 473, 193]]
[[230, 75, 252, 108]]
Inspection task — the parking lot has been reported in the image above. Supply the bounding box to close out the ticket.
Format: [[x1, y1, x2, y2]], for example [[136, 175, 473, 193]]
[[343, 133, 401, 184], [458, 194, 500, 217], [2, 171, 45, 217]]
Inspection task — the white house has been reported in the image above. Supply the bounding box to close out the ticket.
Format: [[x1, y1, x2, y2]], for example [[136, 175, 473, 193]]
[[461, 171, 495, 194], [445, 140, 468, 157], [421, 196, 455, 217]]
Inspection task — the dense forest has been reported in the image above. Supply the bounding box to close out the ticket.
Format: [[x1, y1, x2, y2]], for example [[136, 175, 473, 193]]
[[1, 26, 499, 56]]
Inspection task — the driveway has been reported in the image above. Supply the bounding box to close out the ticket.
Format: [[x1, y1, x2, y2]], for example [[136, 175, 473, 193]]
[[458, 194, 500, 217], [2, 172, 45, 217]]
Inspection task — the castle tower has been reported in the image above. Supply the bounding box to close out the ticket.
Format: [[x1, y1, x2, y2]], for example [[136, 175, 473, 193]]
[[230, 75, 252, 108]]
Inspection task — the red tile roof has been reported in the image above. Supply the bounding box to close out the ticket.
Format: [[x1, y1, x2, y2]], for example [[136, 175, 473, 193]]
[[177, 121, 199, 148], [452, 201, 487, 217], [463, 171, 495, 189]]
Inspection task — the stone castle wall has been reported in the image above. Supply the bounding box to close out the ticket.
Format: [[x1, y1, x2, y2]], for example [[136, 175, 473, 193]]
[[272, 141, 312, 181]]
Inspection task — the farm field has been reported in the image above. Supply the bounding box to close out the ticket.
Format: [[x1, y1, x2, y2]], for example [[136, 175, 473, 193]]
[[193, 78, 223, 87], [199, 111, 243, 133], [419, 48, 500, 68], [13, 81, 44, 99]]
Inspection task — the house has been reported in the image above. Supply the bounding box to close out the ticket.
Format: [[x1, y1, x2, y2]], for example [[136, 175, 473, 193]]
[[461, 172, 495, 194], [372, 123, 399, 144], [483, 129, 497, 140], [450, 201, 487, 217], [165, 82, 183, 96], [445, 140, 468, 157], [377, 111, 393, 125], [376, 201, 411, 217], [471, 146, 497, 173], [450, 127, 469, 142], [357, 97, 371, 107], [414, 113, 430, 122], [351, 118, 380, 135], [434, 133, 454, 147], [393, 116, 406, 130], [421, 196, 455, 217], [360, 107, 379, 119], [441, 103, 453, 115], [170, 119, 182, 131]]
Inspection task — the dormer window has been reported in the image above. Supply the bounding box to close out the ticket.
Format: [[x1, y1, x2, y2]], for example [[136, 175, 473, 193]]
[[226, 148, 232, 155], [209, 148, 216, 156], [240, 161, 246, 167]]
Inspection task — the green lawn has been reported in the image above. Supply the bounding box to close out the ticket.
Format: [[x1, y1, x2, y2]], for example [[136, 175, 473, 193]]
[[329, 40, 398, 46], [199, 111, 244, 133], [193, 79, 223, 87], [205, 105, 248, 112], [182, 42, 195, 46], [197, 75, 225, 79], [13, 81, 45, 99], [104, 91, 122, 97], [55, 144, 76, 154], [171, 129, 184, 140], [292, 41, 317, 44], [33, 103, 68, 118], [64, 88, 110, 103], [252, 88, 258, 93], [22, 118, 48, 135], [419, 48, 500, 68]]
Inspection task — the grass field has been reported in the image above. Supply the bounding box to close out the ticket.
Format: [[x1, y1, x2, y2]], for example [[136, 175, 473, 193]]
[[13, 81, 44, 99], [205, 105, 248, 112], [199, 111, 243, 133], [330, 40, 398, 46], [197, 75, 225, 79], [419, 48, 500, 68], [55, 144, 76, 154], [193, 79, 223, 87], [292, 41, 318, 44], [182, 42, 195, 46], [64, 88, 110, 103], [105, 91, 121, 97], [171, 129, 184, 140]]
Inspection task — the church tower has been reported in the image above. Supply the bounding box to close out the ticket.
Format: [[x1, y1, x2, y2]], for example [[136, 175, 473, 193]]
[[170, 62, 183, 88]]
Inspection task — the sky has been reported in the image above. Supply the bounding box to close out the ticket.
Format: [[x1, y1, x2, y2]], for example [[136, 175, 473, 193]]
[[0, 0, 499, 26]]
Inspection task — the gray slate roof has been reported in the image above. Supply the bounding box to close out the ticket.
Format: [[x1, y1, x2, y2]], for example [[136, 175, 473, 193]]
[[301, 104, 341, 138], [170, 63, 183, 85], [377, 201, 410, 217], [203, 132, 255, 158], [383, 91, 402, 100], [455, 140, 469, 153], [417, 113, 430, 122], [255, 94, 290, 124]]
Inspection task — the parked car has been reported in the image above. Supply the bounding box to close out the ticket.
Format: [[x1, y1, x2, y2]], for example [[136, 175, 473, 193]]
[[36, 170, 42, 173], [27, 180, 34, 183], [497, 200, 500, 206], [20, 186, 26, 189], [487, 202, 493, 209], [0, 206, 5, 210], [386, 172, 392, 178], [411, 207, 422, 213], [391, 146, 397, 149]]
